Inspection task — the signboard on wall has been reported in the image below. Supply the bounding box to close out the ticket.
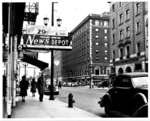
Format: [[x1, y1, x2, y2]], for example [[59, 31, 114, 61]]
[[22, 34, 72, 50]]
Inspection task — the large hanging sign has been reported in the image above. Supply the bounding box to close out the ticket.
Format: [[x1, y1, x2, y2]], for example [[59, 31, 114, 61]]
[[22, 34, 72, 50]]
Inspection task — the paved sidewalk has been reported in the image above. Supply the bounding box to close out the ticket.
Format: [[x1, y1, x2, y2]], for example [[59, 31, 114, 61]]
[[11, 91, 100, 119]]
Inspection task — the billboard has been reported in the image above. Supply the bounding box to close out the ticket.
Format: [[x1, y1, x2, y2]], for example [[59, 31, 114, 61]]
[[22, 34, 72, 50]]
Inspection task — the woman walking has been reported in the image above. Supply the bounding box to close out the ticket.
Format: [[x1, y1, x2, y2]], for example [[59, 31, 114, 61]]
[[30, 78, 37, 97], [19, 75, 29, 102]]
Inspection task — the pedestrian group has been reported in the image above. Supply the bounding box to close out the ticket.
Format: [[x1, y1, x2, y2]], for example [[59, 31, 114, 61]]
[[19, 73, 59, 102]]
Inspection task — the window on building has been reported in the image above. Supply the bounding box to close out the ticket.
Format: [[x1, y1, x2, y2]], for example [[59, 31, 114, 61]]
[[119, 2, 122, 7], [96, 42, 99, 46], [136, 2, 140, 15], [112, 4, 115, 12], [101, 67, 106, 74], [95, 20, 99, 26], [126, 9, 130, 20], [120, 30, 124, 40], [137, 42, 140, 53], [126, 26, 130, 37], [104, 29, 108, 34], [104, 36, 108, 40], [112, 19, 115, 29], [104, 43, 108, 47], [136, 22, 141, 34], [95, 66, 100, 75], [104, 21, 108, 27], [95, 35, 99, 38], [126, 46, 130, 58], [96, 50, 99, 54], [100, 21, 103, 26], [119, 13, 123, 24], [95, 28, 99, 32], [113, 50, 115, 60], [112, 34, 115, 44], [95, 57, 100, 61], [120, 48, 124, 59]]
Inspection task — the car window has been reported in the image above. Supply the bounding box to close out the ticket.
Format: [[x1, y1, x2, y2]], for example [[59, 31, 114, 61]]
[[113, 76, 132, 87], [132, 77, 148, 88]]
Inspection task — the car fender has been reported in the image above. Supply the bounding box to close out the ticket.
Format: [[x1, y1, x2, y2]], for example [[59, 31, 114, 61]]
[[100, 93, 112, 107], [132, 103, 148, 117], [133, 93, 147, 104], [131, 93, 147, 114]]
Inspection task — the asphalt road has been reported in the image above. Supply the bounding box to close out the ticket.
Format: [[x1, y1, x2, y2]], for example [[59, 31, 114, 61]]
[[56, 86, 108, 117]]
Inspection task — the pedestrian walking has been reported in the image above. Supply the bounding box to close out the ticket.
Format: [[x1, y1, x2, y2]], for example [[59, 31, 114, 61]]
[[37, 74, 44, 102], [19, 75, 29, 102], [58, 81, 62, 89], [30, 78, 37, 97]]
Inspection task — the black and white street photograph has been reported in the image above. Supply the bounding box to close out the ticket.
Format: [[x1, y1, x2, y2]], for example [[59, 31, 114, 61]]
[[1, 0, 149, 120]]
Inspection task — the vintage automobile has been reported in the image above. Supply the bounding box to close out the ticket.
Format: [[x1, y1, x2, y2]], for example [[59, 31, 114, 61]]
[[98, 72, 148, 117]]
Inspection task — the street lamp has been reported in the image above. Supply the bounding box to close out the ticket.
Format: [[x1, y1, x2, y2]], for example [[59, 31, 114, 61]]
[[43, 17, 49, 26], [56, 18, 62, 27]]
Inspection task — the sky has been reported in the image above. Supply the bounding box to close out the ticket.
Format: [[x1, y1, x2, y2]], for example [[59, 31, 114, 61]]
[[36, 0, 110, 32], [37, 0, 110, 65]]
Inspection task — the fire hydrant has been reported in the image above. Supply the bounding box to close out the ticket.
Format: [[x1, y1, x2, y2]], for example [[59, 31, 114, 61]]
[[68, 93, 75, 108]]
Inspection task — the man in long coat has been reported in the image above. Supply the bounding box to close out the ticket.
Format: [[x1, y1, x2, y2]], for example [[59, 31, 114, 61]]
[[37, 74, 44, 102]]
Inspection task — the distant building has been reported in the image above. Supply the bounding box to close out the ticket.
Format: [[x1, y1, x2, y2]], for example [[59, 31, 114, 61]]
[[62, 13, 110, 86], [109, 2, 148, 74]]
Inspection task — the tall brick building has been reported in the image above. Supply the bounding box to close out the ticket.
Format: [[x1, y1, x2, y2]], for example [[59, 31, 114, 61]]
[[62, 13, 110, 86], [109, 2, 148, 74]]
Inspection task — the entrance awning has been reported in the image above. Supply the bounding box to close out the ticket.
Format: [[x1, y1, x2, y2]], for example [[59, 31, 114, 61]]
[[21, 54, 48, 70]]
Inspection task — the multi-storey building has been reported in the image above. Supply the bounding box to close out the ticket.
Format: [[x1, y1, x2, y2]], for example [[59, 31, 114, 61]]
[[109, 2, 148, 74], [62, 13, 110, 86]]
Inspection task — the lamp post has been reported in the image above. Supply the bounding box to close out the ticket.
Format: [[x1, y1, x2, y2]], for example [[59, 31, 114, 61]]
[[49, 1, 58, 100]]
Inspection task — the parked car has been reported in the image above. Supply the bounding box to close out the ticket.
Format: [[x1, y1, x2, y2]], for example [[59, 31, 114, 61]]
[[98, 72, 148, 117], [97, 81, 109, 88]]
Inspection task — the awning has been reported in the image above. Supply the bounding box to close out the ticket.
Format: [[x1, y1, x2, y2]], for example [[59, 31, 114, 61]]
[[21, 54, 48, 70]]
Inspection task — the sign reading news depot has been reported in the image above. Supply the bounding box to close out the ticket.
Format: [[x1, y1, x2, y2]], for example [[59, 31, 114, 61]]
[[23, 25, 72, 50]]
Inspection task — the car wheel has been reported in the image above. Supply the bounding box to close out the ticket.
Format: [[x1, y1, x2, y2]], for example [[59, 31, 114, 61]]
[[132, 93, 147, 115]]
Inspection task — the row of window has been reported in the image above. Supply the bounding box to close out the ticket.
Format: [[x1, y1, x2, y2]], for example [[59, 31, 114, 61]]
[[95, 28, 108, 34], [112, 3, 141, 29], [112, 10, 130, 29], [112, 21, 141, 44], [112, 42, 141, 59], [112, 2, 141, 15], [94, 66, 108, 75], [94, 20, 109, 27]]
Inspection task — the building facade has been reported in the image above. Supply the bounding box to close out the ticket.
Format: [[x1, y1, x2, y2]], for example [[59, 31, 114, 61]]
[[62, 14, 110, 86], [109, 2, 148, 74]]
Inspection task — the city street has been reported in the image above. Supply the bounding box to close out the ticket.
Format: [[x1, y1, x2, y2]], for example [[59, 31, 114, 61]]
[[57, 86, 108, 117]]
